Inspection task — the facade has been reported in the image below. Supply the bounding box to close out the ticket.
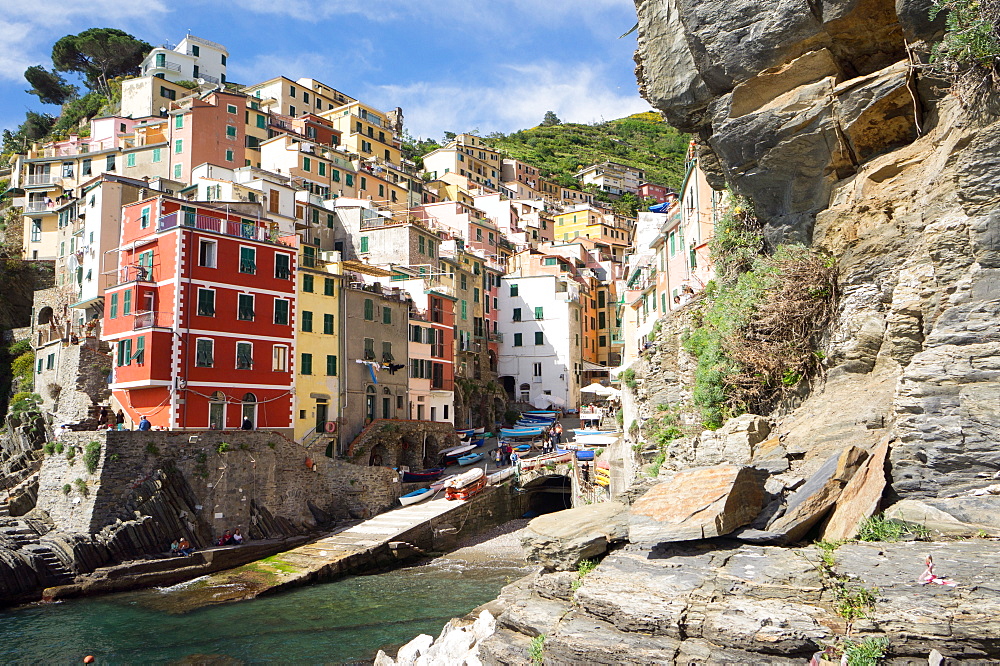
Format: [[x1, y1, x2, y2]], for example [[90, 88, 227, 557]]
[[422, 134, 503, 192], [101, 196, 297, 432], [638, 182, 673, 204], [405, 285, 456, 424], [142, 34, 229, 86], [575, 161, 645, 197]]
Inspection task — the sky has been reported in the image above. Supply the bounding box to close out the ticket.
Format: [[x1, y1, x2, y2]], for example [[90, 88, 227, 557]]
[[0, 0, 651, 141]]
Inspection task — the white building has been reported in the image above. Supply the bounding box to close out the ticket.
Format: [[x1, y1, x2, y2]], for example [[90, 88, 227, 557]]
[[142, 35, 229, 86], [498, 273, 583, 411]]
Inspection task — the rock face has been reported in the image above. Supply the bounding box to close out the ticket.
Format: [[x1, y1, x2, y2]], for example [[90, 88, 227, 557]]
[[633, 0, 1000, 503], [629, 465, 764, 543], [820, 437, 890, 541], [520, 501, 628, 571], [886, 498, 1000, 536]]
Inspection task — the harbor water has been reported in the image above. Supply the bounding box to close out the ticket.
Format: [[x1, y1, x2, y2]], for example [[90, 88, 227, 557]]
[[0, 554, 530, 664]]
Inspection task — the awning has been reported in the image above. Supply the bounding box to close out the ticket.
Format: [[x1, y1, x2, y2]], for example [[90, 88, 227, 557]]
[[580, 360, 608, 372]]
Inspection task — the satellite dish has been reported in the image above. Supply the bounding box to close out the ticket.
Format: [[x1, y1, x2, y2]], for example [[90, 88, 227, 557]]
[[196, 78, 206, 85]]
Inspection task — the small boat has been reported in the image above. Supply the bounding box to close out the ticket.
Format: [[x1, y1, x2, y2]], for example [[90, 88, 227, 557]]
[[473, 427, 486, 435], [401, 467, 445, 483], [470, 437, 486, 448], [573, 429, 620, 435], [446, 476, 487, 501], [575, 450, 595, 461], [524, 411, 558, 417], [440, 444, 476, 459], [457, 452, 485, 466], [501, 427, 545, 438], [514, 444, 532, 453], [575, 434, 619, 447], [431, 474, 459, 491], [446, 467, 485, 489], [399, 487, 434, 506], [455, 428, 475, 437], [593, 469, 610, 487], [488, 467, 516, 484]]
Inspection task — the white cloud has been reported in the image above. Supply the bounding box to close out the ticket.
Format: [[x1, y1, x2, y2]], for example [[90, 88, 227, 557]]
[[0, 1, 169, 82], [364, 61, 650, 139]]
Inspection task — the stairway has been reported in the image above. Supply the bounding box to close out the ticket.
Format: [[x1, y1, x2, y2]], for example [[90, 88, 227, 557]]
[[34, 546, 75, 585]]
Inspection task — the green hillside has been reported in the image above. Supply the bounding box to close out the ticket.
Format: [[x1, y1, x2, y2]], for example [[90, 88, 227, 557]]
[[484, 112, 690, 192]]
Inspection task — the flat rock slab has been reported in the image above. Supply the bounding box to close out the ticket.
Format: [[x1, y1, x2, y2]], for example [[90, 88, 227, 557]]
[[521, 501, 629, 571], [886, 497, 1000, 537], [628, 465, 764, 544], [821, 437, 890, 541]]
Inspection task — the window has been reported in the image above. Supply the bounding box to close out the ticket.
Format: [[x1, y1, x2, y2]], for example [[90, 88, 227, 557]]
[[543, 257, 558, 266], [198, 239, 217, 268], [364, 298, 374, 320], [289, 85, 296, 98], [221, 53, 227, 65], [155, 53, 165, 67], [513, 333, 523, 347], [272, 345, 288, 371], [175, 139, 183, 154], [324, 277, 334, 295], [126, 153, 136, 168], [117, 338, 133, 367], [303, 156, 311, 172], [535, 331, 544, 345], [460, 274, 467, 290], [140, 206, 151, 229], [227, 104, 237, 114], [461, 300, 467, 320], [599, 335, 608, 347], [301, 353, 313, 375], [225, 149, 234, 162], [534, 307, 544, 320], [195, 339, 214, 367], [303, 274, 314, 292], [239, 247, 256, 274], [332, 169, 340, 182], [123, 290, 132, 316], [301, 310, 313, 332], [326, 355, 338, 376], [238, 294, 254, 321], [363, 337, 375, 360], [152, 148, 161, 163], [323, 313, 334, 334], [175, 115, 183, 130], [418, 236, 425, 255], [474, 288, 480, 303], [533, 362, 542, 377], [289, 105, 296, 117], [191, 44, 200, 56], [382, 341, 394, 362], [30, 220, 41, 242], [82, 158, 92, 175], [110, 293, 118, 319], [318, 162, 326, 176], [106, 155, 116, 171], [197, 289, 215, 316], [513, 308, 521, 322], [174, 164, 182, 179], [161, 86, 175, 101], [275, 253, 290, 279], [383, 306, 392, 325], [236, 342, 253, 369], [256, 113, 266, 129], [360, 236, 369, 253]]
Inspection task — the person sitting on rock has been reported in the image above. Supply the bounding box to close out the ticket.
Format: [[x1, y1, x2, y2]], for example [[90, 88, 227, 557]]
[[232, 529, 244, 545], [169, 540, 181, 556], [177, 537, 194, 556], [218, 530, 233, 546]]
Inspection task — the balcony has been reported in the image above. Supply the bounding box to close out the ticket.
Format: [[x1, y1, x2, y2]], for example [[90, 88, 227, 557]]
[[24, 201, 53, 213], [106, 264, 154, 288], [147, 60, 182, 73], [25, 174, 56, 187], [488, 332, 503, 343], [133, 311, 170, 330], [157, 211, 277, 244]]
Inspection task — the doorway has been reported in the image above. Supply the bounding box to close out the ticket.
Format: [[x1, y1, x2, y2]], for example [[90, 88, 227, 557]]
[[315, 400, 328, 432], [209, 391, 226, 429], [241, 392, 257, 428]]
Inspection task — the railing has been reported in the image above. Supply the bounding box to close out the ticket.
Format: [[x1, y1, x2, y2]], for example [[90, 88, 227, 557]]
[[133, 311, 170, 330], [149, 61, 182, 72], [199, 72, 220, 84], [157, 212, 274, 243], [25, 201, 51, 213], [108, 264, 154, 287], [36, 326, 62, 347], [488, 332, 503, 343], [25, 174, 55, 186]]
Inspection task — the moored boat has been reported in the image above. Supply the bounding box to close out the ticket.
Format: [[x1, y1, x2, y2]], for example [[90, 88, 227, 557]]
[[440, 444, 476, 460], [457, 452, 485, 466], [446, 467, 485, 489], [430, 474, 459, 491], [575, 450, 595, 461]]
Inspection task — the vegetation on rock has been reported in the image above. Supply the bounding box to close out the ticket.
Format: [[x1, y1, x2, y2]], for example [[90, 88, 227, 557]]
[[930, 0, 1000, 99]]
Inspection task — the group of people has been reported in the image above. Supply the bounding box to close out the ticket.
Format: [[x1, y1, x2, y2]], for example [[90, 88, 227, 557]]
[[492, 422, 564, 466], [169, 538, 194, 557], [216, 529, 245, 546], [542, 422, 563, 453], [672, 284, 697, 307]]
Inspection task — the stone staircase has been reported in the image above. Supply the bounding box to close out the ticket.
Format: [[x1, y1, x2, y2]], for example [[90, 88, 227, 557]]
[[32, 545, 75, 585]]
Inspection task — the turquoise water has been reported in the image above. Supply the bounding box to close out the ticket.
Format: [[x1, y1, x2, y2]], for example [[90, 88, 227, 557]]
[[0, 558, 527, 664]]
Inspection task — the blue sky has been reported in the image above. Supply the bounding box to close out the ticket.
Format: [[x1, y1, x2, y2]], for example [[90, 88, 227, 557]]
[[0, 0, 651, 141]]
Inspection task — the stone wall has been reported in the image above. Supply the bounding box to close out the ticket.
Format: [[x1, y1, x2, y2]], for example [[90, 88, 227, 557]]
[[346, 418, 462, 469], [36, 430, 402, 544]]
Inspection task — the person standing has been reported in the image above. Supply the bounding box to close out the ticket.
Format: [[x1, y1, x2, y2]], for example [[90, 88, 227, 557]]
[[554, 422, 563, 445], [138, 416, 151, 431]]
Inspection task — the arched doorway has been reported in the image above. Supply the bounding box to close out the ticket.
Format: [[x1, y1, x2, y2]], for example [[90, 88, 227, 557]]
[[37, 306, 53, 326], [209, 391, 226, 430], [241, 392, 257, 428], [365, 386, 376, 422], [519, 383, 530, 403], [381, 386, 392, 419]]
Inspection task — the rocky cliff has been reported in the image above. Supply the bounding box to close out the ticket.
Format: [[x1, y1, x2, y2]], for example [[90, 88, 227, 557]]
[[634, 0, 1000, 506]]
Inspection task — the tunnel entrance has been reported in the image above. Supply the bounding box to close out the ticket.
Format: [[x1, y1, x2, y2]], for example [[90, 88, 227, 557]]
[[524, 475, 573, 516]]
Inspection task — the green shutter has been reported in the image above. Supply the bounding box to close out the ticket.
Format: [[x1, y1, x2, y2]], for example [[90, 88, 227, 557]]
[[301, 353, 312, 375], [360, 236, 369, 253], [364, 299, 374, 320], [110, 293, 118, 319], [302, 311, 313, 332], [383, 307, 391, 325], [324, 313, 334, 334], [326, 355, 337, 376]]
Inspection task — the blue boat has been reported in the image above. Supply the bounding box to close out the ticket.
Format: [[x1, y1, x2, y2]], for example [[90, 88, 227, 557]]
[[501, 427, 545, 438], [514, 444, 532, 453], [575, 450, 595, 461], [457, 452, 485, 466], [399, 487, 434, 506], [470, 437, 486, 448], [402, 467, 445, 483], [455, 428, 475, 437], [524, 411, 559, 416]]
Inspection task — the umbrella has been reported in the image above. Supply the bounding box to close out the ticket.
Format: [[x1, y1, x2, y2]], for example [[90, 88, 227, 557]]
[[531, 393, 566, 409], [580, 382, 607, 393]]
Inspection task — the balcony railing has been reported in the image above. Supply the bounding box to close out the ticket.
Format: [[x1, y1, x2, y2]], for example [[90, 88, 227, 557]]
[[25, 174, 55, 187], [199, 72, 220, 84], [25, 201, 52, 213], [147, 61, 182, 73], [133, 311, 170, 330], [107, 264, 154, 287], [157, 211, 275, 243], [488, 332, 503, 343]]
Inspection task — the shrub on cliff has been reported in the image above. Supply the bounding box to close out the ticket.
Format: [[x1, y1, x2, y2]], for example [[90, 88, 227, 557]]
[[684, 198, 837, 428], [930, 0, 1000, 99]]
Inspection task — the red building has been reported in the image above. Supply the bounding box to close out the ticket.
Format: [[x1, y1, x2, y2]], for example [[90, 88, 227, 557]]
[[638, 182, 674, 205], [102, 196, 297, 431]]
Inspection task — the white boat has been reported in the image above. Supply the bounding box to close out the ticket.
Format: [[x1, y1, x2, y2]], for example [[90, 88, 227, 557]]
[[446, 467, 485, 489], [488, 467, 516, 484], [440, 444, 476, 458], [398, 487, 434, 506], [574, 434, 620, 446], [431, 474, 459, 491]]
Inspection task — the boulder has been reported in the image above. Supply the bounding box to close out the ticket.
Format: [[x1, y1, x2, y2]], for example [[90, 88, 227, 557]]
[[738, 446, 868, 544], [693, 414, 771, 466], [520, 501, 628, 571], [628, 465, 765, 544], [885, 498, 1000, 537], [752, 436, 791, 474], [820, 437, 890, 541]]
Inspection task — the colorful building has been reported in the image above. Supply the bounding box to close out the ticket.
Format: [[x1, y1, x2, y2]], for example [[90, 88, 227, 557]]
[[102, 196, 297, 431]]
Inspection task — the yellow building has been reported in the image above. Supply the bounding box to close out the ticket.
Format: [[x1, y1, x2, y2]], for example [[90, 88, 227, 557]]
[[422, 134, 503, 192], [294, 246, 344, 452], [553, 205, 633, 262]]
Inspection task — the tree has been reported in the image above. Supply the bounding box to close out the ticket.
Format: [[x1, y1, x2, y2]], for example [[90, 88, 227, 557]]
[[541, 111, 561, 126], [51, 28, 151, 97], [2, 112, 57, 156], [24, 66, 77, 105]]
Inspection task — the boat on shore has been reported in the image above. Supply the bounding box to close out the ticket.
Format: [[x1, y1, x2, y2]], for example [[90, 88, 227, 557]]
[[401, 467, 445, 483], [457, 452, 485, 466], [430, 474, 459, 491], [398, 487, 435, 506], [445, 468, 487, 500]]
